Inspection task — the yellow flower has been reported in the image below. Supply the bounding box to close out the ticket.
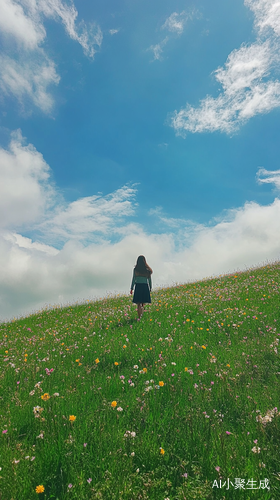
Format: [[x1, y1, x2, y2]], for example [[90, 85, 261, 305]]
[[75, 359, 80, 362], [123, 345, 127, 349], [143, 368, 147, 373], [227, 364, 230, 367], [24, 353, 28, 357], [185, 367, 188, 371], [201, 345, 206, 349], [35, 485, 45, 493], [95, 358, 100, 364], [159, 381, 164, 387], [5, 350, 8, 354], [160, 447, 165, 455], [111, 401, 117, 408], [69, 415, 76, 421], [41, 393, 50, 401], [114, 362, 119, 366]]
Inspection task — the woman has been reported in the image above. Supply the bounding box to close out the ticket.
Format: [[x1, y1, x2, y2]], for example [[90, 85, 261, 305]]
[[130, 255, 153, 319]]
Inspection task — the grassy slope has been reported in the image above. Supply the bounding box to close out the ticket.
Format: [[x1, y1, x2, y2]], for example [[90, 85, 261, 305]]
[[1, 263, 280, 499]]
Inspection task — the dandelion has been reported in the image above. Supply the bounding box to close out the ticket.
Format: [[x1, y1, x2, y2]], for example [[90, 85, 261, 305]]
[[159, 381, 164, 387], [227, 364, 230, 367], [111, 401, 117, 408], [114, 362, 119, 366], [95, 358, 99, 364], [143, 368, 147, 373], [202, 345, 206, 349], [35, 485, 45, 493], [123, 345, 127, 349], [69, 415, 76, 421], [185, 367, 188, 371], [160, 447, 165, 454], [41, 393, 50, 401]]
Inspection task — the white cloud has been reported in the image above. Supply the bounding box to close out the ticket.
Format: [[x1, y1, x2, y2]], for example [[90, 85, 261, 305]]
[[0, 53, 60, 113], [0, 130, 57, 229], [1, 132, 280, 322], [161, 10, 193, 35], [245, 0, 280, 36], [147, 37, 169, 61], [168, 1, 280, 135], [256, 167, 280, 189], [0, 0, 102, 111], [109, 29, 119, 35], [0, 0, 45, 49]]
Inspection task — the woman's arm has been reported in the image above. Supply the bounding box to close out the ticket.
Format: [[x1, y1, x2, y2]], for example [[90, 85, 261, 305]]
[[130, 270, 135, 291]]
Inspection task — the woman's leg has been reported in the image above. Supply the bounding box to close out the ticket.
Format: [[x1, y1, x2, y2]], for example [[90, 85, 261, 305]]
[[137, 303, 142, 319]]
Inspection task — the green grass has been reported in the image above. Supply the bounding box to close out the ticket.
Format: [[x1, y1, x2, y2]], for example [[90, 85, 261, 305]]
[[1, 262, 280, 499]]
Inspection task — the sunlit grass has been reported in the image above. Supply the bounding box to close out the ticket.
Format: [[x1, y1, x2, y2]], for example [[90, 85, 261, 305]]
[[1, 262, 280, 499]]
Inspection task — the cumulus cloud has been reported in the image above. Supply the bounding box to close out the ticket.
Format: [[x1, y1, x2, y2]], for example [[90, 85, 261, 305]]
[[1, 131, 280, 322], [168, 0, 280, 135], [0, 0, 102, 111]]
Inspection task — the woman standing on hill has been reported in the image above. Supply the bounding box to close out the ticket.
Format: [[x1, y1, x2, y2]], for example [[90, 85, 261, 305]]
[[130, 255, 153, 319]]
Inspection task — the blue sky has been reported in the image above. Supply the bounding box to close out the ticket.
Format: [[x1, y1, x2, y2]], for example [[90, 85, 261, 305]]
[[1, 0, 280, 321]]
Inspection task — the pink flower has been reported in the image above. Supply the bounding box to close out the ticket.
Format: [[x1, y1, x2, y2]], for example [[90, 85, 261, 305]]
[[2, 430, 7, 434], [87, 478, 92, 483], [210, 381, 214, 385], [254, 439, 258, 444], [226, 431, 232, 435], [171, 373, 174, 377], [84, 443, 87, 447], [215, 466, 220, 472]]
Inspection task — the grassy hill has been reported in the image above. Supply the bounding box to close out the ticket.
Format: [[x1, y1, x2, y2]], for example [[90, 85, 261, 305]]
[[1, 262, 280, 499]]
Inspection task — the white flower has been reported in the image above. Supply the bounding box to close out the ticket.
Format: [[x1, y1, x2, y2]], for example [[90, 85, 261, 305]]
[[130, 383, 135, 387], [29, 390, 35, 396], [145, 380, 150, 385], [133, 365, 139, 369], [131, 452, 135, 456], [117, 407, 123, 412], [53, 393, 59, 397], [171, 362, 176, 365], [252, 446, 261, 453]]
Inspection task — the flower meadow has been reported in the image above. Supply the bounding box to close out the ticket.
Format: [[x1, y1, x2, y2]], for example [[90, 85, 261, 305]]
[[1, 263, 280, 499]]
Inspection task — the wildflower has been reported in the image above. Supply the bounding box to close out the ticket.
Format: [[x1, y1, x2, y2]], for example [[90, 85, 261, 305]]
[[117, 407, 123, 412], [133, 365, 138, 369], [69, 415, 76, 421], [123, 345, 127, 349], [182, 472, 188, 478], [35, 485, 45, 493], [202, 345, 206, 349], [68, 484, 73, 489], [194, 383, 198, 388], [226, 431, 232, 435], [185, 367, 188, 371], [29, 390, 35, 396], [159, 381, 164, 387], [95, 358, 99, 364], [227, 364, 230, 367], [87, 478, 92, 483], [114, 362, 119, 366], [143, 368, 147, 373], [36, 432, 44, 439], [120, 375, 125, 380], [252, 446, 261, 454], [211, 381, 214, 385], [188, 370, 194, 375], [84, 443, 87, 447], [41, 393, 50, 401], [131, 452, 135, 456], [2, 430, 8, 434], [111, 401, 117, 408], [160, 447, 165, 454], [53, 392, 59, 397], [171, 362, 176, 365], [75, 359, 80, 363], [215, 466, 220, 472]]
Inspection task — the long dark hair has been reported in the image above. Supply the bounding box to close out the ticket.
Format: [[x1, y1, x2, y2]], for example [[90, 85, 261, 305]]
[[134, 255, 153, 277]]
